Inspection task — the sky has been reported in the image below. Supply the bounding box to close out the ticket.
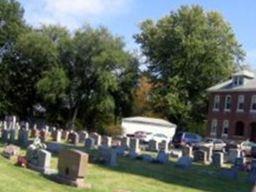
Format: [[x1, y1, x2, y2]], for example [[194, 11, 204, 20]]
[[18, 0, 256, 66]]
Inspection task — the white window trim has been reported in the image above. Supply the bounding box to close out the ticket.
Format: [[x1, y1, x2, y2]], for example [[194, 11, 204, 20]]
[[250, 95, 256, 113], [210, 119, 218, 137], [222, 120, 229, 138], [213, 95, 220, 112], [236, 95, 245, 112], [224, 95, 231, 112]]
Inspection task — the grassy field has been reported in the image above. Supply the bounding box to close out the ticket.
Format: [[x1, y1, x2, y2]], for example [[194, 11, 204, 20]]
[[0, 145, 253, 192]]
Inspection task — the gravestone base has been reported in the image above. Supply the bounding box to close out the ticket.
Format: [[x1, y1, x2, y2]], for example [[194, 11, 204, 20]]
[[54, 176, 92, 189], [28, 163, 55, 175]]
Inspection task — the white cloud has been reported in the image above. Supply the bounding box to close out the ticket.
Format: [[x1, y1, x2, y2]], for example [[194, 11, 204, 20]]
[[22, 0, 132, 29]]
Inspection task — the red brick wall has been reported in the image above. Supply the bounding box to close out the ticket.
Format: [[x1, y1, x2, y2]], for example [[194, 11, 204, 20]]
[[207, 91, 256, 141]]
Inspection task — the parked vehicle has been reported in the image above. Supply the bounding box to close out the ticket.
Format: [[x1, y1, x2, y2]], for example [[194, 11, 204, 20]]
[[134, 131, 152, 142], [151, 133, 169, 143], [240, 140, 256, 156], [173, 132, 202, 147], [195, 138, 226, 151]]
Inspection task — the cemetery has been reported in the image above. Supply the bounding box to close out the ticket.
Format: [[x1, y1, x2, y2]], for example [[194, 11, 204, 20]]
[[2, 0, 256, 191], [0, 116, 253, 192]]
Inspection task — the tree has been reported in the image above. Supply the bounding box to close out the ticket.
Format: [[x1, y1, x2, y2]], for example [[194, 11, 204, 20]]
[[132, 74, 156, 116], [6, 30, 58, 116], [135, 5, 244, 131], [0, 0, 27, 116], [37, 26, 139, 132]]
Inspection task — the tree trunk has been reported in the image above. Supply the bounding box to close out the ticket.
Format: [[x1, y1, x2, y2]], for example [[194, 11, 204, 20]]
[[70, 106, 78, 130]]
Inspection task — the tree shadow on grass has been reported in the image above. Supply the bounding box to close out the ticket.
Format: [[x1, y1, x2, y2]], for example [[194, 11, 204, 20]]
[[96, 156, 252, 192]]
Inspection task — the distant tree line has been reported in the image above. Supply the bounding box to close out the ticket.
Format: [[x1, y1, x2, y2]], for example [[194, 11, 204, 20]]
[[0, 0, 244, 135]]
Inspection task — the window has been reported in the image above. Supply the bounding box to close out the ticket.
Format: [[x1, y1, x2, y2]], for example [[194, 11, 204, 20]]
[[224, 95, 232, 111], [251, 95, 256, 112], [237, 95, 245, 112], [213, 95, 220, 111], [235, 121, 244, 136], [222, 120, 229, 138], [233, 76, 244, 86], [210, 119, 218, 137]]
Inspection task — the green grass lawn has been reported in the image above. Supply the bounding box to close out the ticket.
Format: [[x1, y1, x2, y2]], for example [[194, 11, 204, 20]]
[[0, 145, 253, 192]]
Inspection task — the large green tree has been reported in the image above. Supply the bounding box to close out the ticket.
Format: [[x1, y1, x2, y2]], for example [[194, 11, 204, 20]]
[[135, 5, 244, 132], [37, 26, 139, 132], [0, 0, 27, 116]]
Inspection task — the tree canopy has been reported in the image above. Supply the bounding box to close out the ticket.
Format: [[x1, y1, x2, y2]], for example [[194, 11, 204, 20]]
[[135, 5, 244, 132]]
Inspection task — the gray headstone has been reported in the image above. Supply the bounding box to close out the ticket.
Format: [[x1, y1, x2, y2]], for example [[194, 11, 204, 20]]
[[156, 150, 169, 164], [78, 131, 88, 143], [84, 138, 95, 149], [148, 139, 159, 152], [121, 136, 130, 150], [90, 133, 101, 146], [2, 129, 10, 143], [129, 138, 140, 158], [182, 145, 193, 158], [228, 148, 241, 163], [212, 152, 224, 168], [176, 156, 192, 169], [194, 150, 207, 164], [101, 136, 112, 147], [98, 146, 117, 166]]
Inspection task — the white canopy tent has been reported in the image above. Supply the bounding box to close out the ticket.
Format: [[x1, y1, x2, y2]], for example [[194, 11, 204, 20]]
[[121, 116, 177, 139]]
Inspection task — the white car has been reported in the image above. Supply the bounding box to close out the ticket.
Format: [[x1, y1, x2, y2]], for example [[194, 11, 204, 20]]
[[196, 138, 226, 151], [151, 133, 169, 143]]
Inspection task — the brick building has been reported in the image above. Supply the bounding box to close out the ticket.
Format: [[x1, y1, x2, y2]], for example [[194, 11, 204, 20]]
[[207, 70, 256, 142]]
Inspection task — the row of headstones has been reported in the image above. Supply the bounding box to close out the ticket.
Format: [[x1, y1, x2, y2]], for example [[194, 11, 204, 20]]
[[2, 138, 91, 188]]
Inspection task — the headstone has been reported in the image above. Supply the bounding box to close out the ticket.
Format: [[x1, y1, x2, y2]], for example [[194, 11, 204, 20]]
[[53, 130, 62, 142], [90, 133, 101, 146], [18, 129, 29, 147], [84, 138, 95, 149], [37, 149, 52, 173], [2, 129, 10, 143], [182, 145, 193, 158], [101, 136, 112, 147], [39, 129, 48, 142], [31, 127, 39, 138], [129, 138, 140, 158], [2, 145, 20, 159], [9, 129, 17, 143], [228, 148, 241, 163], [98, 146, 117, 166], [57, 149, 91, 188], [158, 140, 169, 153], [148, 139, 159, 152], [121, 136, 130, 150], [194, 150, 207, 164], [212, 152, 224, 168], [233, 157, 245, 170], [26, 139, 51, 174], [176, 156, 192, 169], [61, 130, 69, 141], [200, 146, 213, 163], [78, 131, 88, 143], [68, 132, 79, 145], [156, 150, 169, 164]]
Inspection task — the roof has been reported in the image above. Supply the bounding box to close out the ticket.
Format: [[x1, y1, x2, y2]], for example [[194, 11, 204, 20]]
[[232, 70, 254, 79], [207, 70, 256, 93], [122, 116, 176, 128]]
